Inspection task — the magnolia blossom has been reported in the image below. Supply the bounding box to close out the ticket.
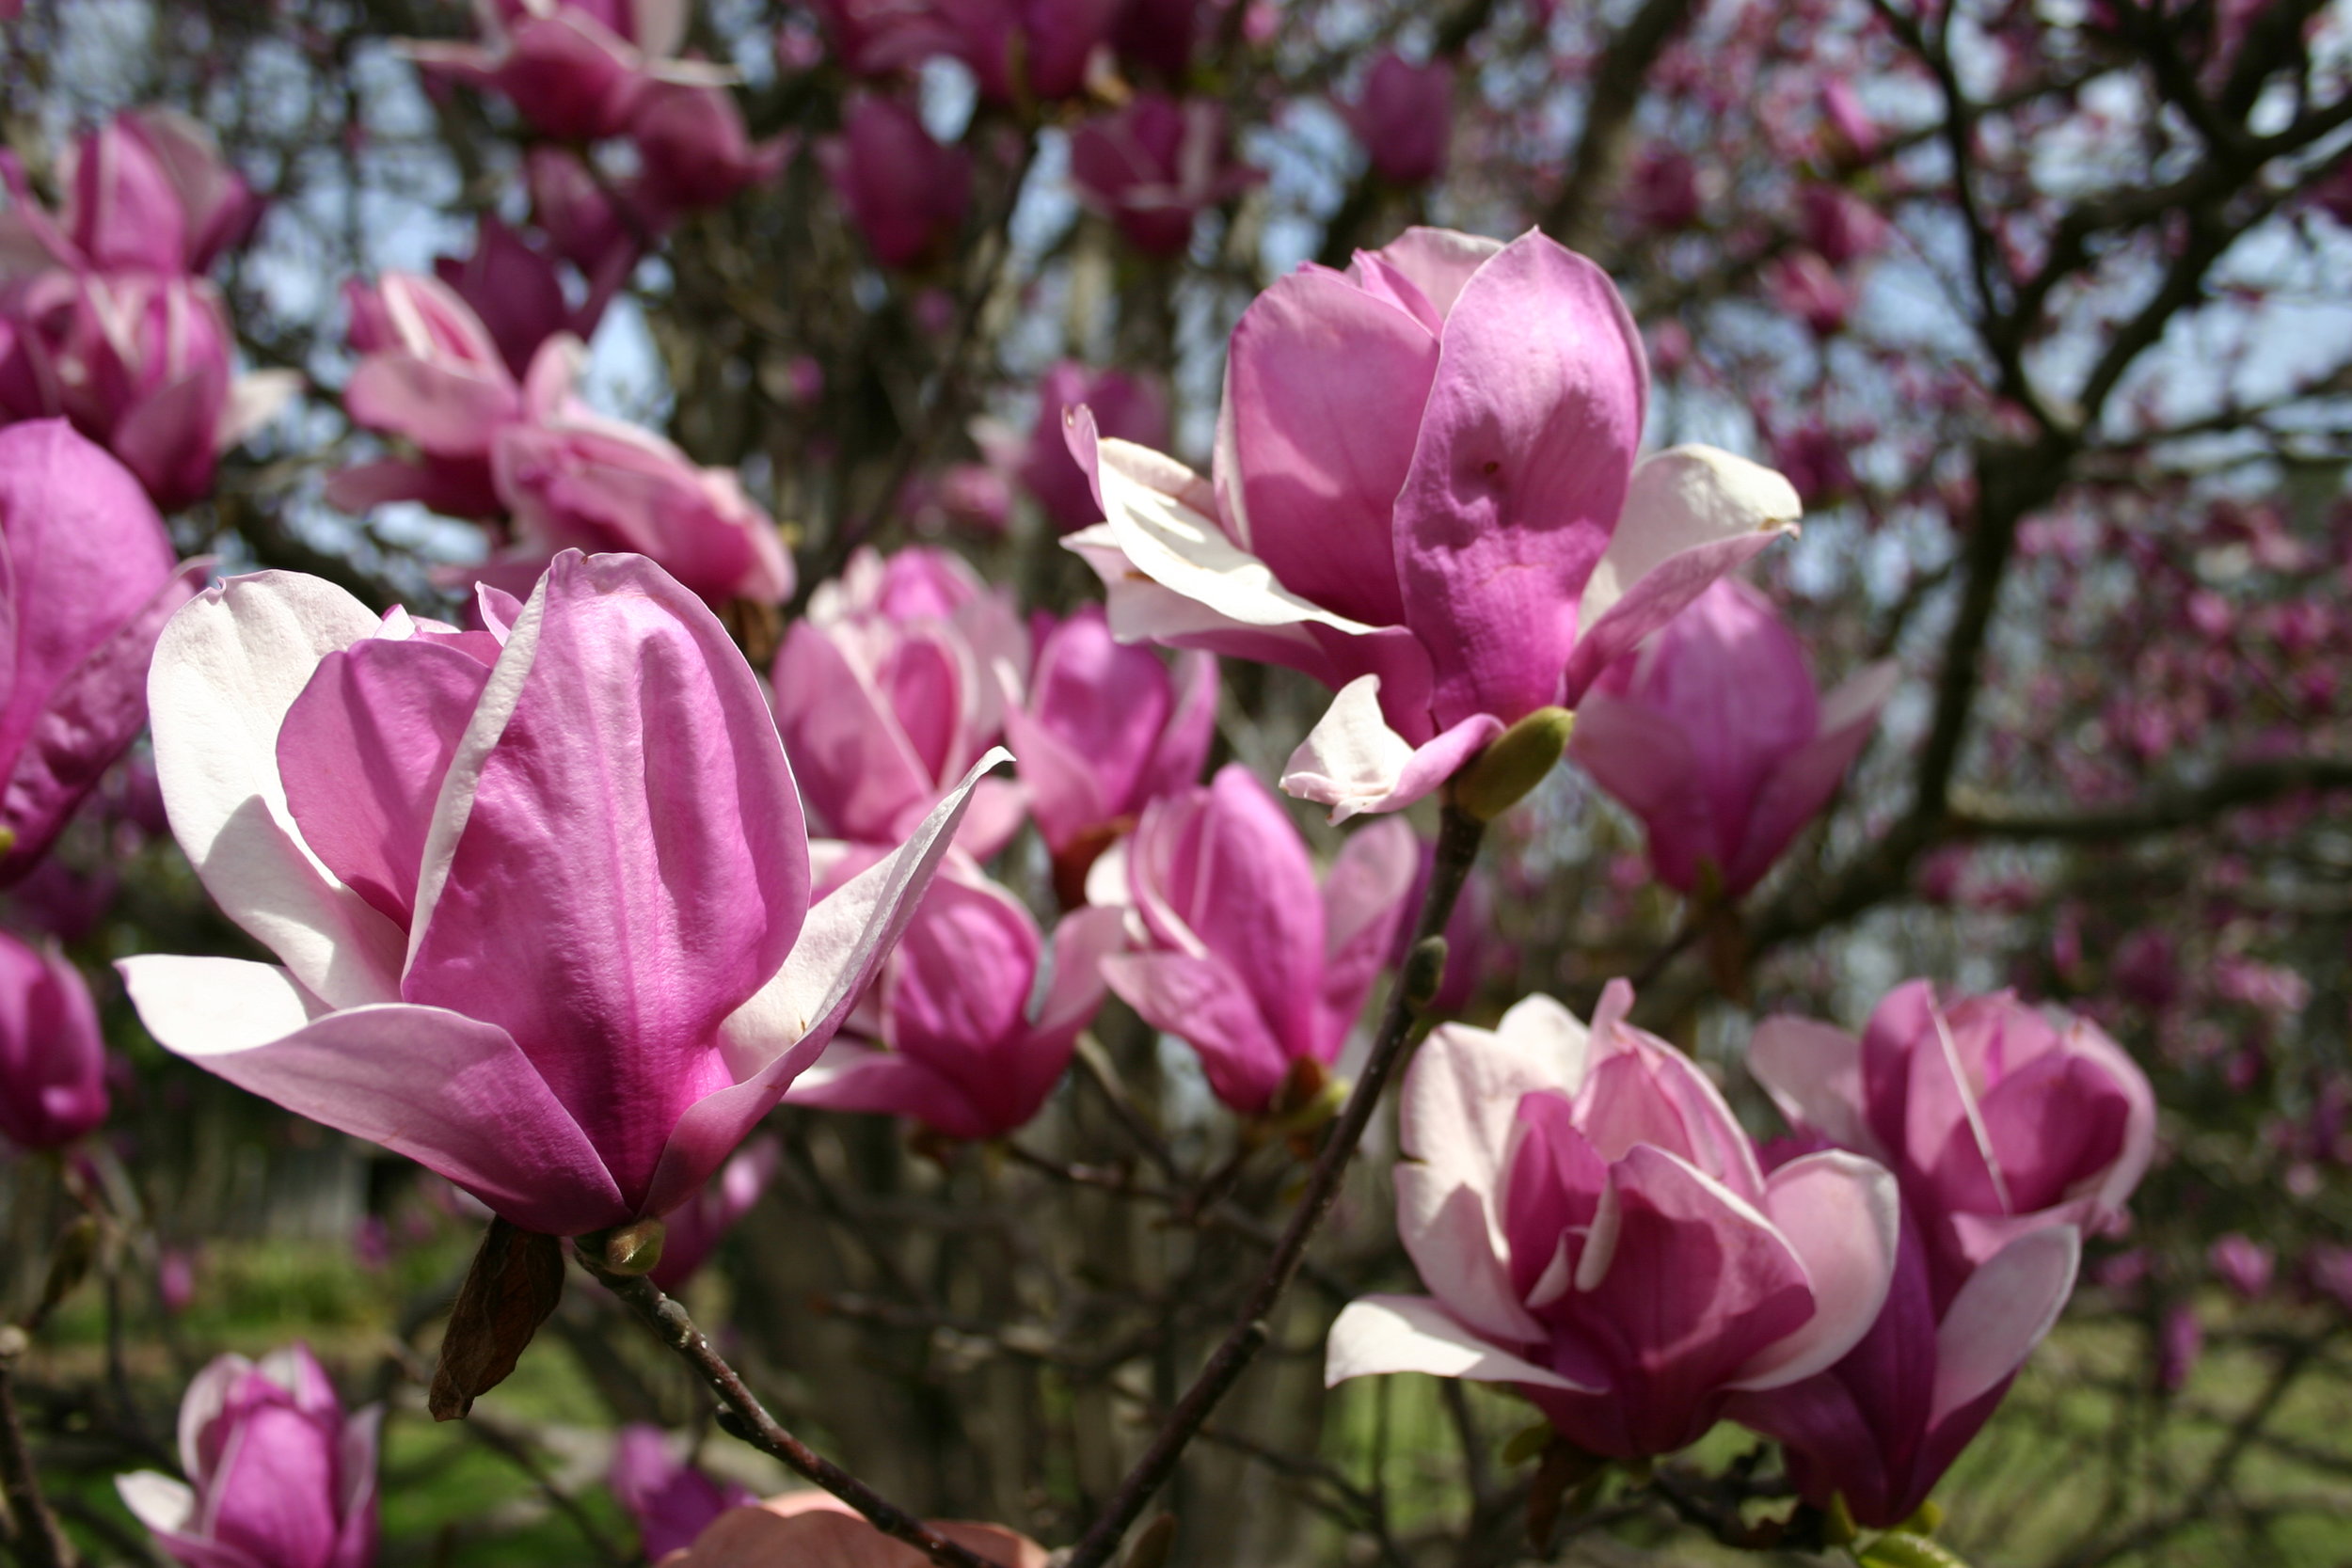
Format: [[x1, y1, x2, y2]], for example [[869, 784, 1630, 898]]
[[0, 110, 258, 277], [774, 548, 1027, 856], [629, 82, 792, 214], [1750, 982, 2156, 1301], [1064, 228, 1801, 820], [661, 1491, 1048, 1568], [819, 96, 973, 270], [117, 1344, 381, 1568], [2210, 1232, 2275, 1299], [1001, 606, 1215, 870], [1069, 96, 1257, 256], [789, 857, 1123, 1140], [1341, 52, 1454, 186], [1569, 579, 1897, 897], [119, 553, 994, 1237], [648, 1135, 781, 1290], [1017, 363, 1168, 534], [609, 1426, 757, 1560], [0, 932, 109, 1150], [403, 0, 730, 142], [431, 220, 612, 382], [1327, 984, 1899, 1459], [0, 421, 201, 880], [1727, 1197, 2080, 1528], [1096, 764, 1416, 1116]]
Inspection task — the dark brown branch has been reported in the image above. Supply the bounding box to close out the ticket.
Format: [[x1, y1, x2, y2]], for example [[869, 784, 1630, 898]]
[[0, 1331, 73, 1568], [1059, 803, 1487, 1568], [1948, 756, 2352, 842], [585, 1266, 1000, 1568]]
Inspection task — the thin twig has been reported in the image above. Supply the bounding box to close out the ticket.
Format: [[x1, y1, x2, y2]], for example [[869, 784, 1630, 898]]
[[584, 1264, 1001, 1568], [1059, 803, 1487, 1568], [0, 1331, 73, 1568]]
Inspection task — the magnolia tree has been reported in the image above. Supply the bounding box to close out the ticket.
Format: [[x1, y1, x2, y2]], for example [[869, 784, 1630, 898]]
[[0, 1, 2347, 1566]]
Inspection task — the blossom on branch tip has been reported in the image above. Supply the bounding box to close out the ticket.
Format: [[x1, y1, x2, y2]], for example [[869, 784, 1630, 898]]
[[118, 1344, 381, 1568], [402, 0, 730, 143], [119, 552, 999, 1237], [610, 1425, 757, 1560], [820, 96, 974, 270], [1325, 982, 1899, 1460], [1340, 51, 1455, 187], [1069, 95, 1258, 256], [1063, 227, 1801, 821], [0, 932, 109, 1151]]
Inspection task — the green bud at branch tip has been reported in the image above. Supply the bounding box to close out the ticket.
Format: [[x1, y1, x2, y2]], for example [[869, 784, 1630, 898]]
[[1403, 934, 1449, 1011], [580, 1219, 666, 1277], [1452, 706, 1574, 822]]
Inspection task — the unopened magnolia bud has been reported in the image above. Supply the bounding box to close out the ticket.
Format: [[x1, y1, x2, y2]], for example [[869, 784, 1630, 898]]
[[1858, 1531, 1970, 1568], [1402, 935, 1449, 1011], [1452, 707, 1573, 821], [583, 1219, 666, 1277]]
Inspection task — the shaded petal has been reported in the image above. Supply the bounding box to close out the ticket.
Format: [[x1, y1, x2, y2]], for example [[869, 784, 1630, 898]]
[[1564, 690, 1713, 891], [1931, 1223, 2079, 1421], [1101, 950, 1292, 1114], [787, 1044, 994, 1141], [1279, 675, 1501, 822], [1727, 660, 1898, 892], [1315, 816, 1418, 1050], [1729, 1150, 1901, 1389], [119, 954, 626, 1235], [342, 356, 518, 457], [1746, 1015, 1877, 1158], [1325, 1293, 1592, 1391], [1063, 524, 1337, 676]]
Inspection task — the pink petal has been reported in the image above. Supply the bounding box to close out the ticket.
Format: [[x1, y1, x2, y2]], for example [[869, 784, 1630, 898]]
[[1730, 1149, 1901, 1389], [1280, 675, 1502, 822], [1745, 1015, 1877, 1158], [1101, 950, 1293, 1114], [1931, 1223, 2078, 1422]]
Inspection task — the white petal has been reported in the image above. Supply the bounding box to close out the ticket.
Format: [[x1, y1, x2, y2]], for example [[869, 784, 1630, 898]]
[[1577, 446, 1803, 628], [119, 955, 326, 1056], [115, 1473, 198, 1535], [1325, 1293, 1593, 1392]]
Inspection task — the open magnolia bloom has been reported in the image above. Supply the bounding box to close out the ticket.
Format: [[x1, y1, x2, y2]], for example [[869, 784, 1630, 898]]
[[1063, 226, 1801, 820], [1327, 983, 1898, 1459], [119, 552, 996, 1237]]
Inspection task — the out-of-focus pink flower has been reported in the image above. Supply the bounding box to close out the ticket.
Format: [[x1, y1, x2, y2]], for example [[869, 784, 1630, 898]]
[[790, 859, 1123, 1140], [648, 1136, 780, 1291], [1111, 0, 1199, 80], [775, 550, 1027, 855], [1799, 184, 1890, 268], [1018, 362, 1168, 533], [628, 83, 792, 214], [1327, 984, 1899, 1459], [944, 0, 1120, 103], [661, 1491, 1049, 1568], [1625, 148, 1703, 232], [0, 111, 258, 277], [0, 932, 108, 1150], [1066, 228, 1801, 821], [158, 1246, 199, 1315], [403, 0, 728, 142], [2157, 1301, 2202, 1392], [117, 1345, 381, 1568], [487, 367, 795, 608], [1769, 420, 1856, 507], [2209, 1233, 2274, 1299], [0, 422, 201, 880], [331, 272, 546, 519], [1069, 94, 1256, 256], [1569, 579, 1897, 899], [119, 555, 996, 1237], [820, 96, 973, 269], [526, 147, 646, 282], [1728, 1198, 2079, 1528], [2306, 1244, 2352, 1314], [434, 220, 579, 381], [1820, 80, 1878, 162], [609, 1426, 757, 1560], [1340, 52, 1454, 187], [1098, 765, 1415, 1115], [1751, 983, 2157, 1302], [1766, 249, 1856, 336], [1002, 606, 1214, 879], [807, 0, 962, 76]]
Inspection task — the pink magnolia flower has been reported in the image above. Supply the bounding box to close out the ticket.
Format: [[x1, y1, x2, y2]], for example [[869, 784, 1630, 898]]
[[1068, 95, 1256, 256], [119, 553, 996, 1237], [117, 1344, 381, 1568], [1749, 982, 2157, 1302], [1096, 764, 1416, 1116], [1727, 1198, 2080, 1528], [2157, 1300, 2202, 1392], [1798, 184, 1891, 269], [0, 110, 258, 277], [1017, 362, 1168, 534], [526, 147, 646, 281], [488, 361, 796, 608], [807, 0, 962, 77], [942, 0, 1120, 103], [774, 550, 1027, 856], [1001, 605, 1215, 869], [1568, 578, 1897, 898], [432, 220, 582, 381], [2209, 1232, 2274, 1299], [628, 83, 793, 214], [1326, 984, 1899, 1459], [0, 932, 109, 1150], [662, 1492, 1048, 1568], [0, 421, 201, 880], [1064, 228, 1801, 820], [0, 269, 294, 510], [648, 1135, 781, 1290], [1110, 0, 1199, 80], [404, 0, 728, 142], [609, 1426, 757, 1560], [331, 271, 548, 519], [1340, 51, 1454, 187], [820, 96, 973, 270], [1766, 249, 1856, 337], [790, 858, 1123, 1140]]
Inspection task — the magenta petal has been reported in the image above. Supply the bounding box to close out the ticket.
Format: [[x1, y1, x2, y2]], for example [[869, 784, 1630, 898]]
[[1314, 817, 1417, 1049], [1565, 692, 1712, 891], [884, 873, 1039, 1069], [205, 1405, 340, 1568], [787, 1045, 994, 1141], [1222, 265, 1438, 626], [276, 636, 495, 927], [405, 553, 809, 1213], [1102, 950, 1294, 1114], [342, 357, 518, 458], [1392, 232, 1645, 727], [1727, 660, 1897, 892], [772, 619, 933, 842]]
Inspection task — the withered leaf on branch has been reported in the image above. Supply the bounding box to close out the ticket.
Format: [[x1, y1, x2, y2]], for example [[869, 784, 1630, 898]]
[[428, 1217, 565, 1420]]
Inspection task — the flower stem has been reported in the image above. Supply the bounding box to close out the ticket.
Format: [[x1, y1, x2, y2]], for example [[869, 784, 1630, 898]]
[[1060, 801, 1487, 1568], [0, 1327, 74, 1568]]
